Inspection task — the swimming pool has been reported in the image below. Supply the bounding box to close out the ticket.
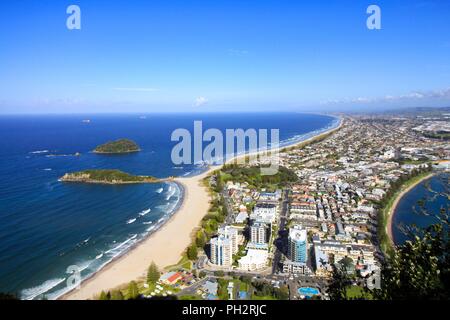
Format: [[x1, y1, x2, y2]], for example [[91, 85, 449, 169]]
[[298, 287, 320, 297]]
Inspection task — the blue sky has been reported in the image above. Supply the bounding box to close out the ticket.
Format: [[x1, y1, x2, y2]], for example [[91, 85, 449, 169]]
[[0, 0, 449, 113]]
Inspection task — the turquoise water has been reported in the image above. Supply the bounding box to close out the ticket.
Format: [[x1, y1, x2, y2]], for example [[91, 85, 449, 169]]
[[298, 287, 320, 297]]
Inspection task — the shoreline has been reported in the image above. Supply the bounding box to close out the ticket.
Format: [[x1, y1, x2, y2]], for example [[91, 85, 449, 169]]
[[62, 115, 343, 300], [386, 172, 435, 246]]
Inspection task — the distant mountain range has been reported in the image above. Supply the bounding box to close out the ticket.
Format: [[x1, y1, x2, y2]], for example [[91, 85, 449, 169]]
[[375, 106, 450, 115]]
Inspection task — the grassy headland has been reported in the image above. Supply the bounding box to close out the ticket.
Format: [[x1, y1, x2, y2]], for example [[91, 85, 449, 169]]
[[59, 169, 162, 184], [93, 139, 140, 154]]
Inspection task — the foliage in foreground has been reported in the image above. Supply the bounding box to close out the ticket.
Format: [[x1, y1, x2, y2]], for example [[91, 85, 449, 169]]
[[330, 174, 449, 300]]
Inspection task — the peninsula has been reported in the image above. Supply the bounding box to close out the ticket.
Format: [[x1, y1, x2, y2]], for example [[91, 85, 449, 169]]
[[59, 169, 160, 184], [93, 139, 140, 154]]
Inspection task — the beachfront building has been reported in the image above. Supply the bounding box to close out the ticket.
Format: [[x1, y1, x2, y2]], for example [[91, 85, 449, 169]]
[[282, 261, 312, 275], [218, 225, 239, 254], [288, 225, 308, 263], [313, 245, 332, 277], [160, 271, 183, 285], [210, 235, 233, 268], [238, 248, 269, 271], [250, 202, 277, 224], [282, 225, 310, 275], [258, 190, 282, 201], [250, 221, 268, 244], [235, 211, 248, 224]]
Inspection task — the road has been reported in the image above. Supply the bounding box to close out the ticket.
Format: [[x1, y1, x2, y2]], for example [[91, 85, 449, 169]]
[[272, 189, 289, 274], [222, 190, 235, 224]]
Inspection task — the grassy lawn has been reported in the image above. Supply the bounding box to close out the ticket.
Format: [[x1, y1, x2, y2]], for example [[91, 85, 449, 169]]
[[345, 285, 374, 300], [179, 294, 202, 300], [165, 254, 192, 272], [251, 295, 278, 300]]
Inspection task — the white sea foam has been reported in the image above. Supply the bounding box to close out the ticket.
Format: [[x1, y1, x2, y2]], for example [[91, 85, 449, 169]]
[[156, 187, 163, 193], [95, 253, 103, 259], [43, 168, 52, 171], [105, 234, 138, 257], [76, 260, 93, 272], [21, 278, 66, 300], [165, 184, 176, 200], [126, 218, 136, 224], [138, 208, 151, 216], [30, 150, 49, 154], [142, 221, 152, 225]]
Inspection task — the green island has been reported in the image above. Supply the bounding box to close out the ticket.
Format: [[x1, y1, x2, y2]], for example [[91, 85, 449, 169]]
[[93, 139, 140, 154], [59, 169, 162, 184]]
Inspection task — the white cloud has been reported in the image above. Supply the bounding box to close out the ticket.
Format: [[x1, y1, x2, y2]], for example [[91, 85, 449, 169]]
[[194, 96, 208, 107], [320, 87, 450, 105]]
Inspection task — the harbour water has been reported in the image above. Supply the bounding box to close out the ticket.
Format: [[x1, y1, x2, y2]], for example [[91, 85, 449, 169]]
[[392, 173, 449, 245]]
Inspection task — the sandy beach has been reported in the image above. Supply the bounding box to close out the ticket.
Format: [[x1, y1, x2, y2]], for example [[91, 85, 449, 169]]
[[63, 172, 211, 300], [63, 117, 343, 300], [386, 172, 435, 245]]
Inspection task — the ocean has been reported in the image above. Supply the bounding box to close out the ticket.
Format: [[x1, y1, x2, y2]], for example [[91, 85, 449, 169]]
[[0, 112, 338, 299], [392, 173, 449, 245]]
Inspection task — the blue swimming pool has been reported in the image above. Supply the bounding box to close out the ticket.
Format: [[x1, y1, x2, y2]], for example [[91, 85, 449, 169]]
[[298, 287, 320, 297]]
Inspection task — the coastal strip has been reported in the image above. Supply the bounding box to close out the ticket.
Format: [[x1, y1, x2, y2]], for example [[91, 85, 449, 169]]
[[62, 116, 343, 300], [386, 172, 436, 247]]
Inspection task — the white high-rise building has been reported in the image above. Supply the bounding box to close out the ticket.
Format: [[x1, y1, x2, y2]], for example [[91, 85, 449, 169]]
[[288, 225, 307, 264], [210, 235, 232, 267], [250, 222, 268, 244], [218, 225, 239, 254]]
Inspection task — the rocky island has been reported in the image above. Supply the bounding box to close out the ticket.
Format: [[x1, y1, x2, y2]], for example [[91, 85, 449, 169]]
[[93, 139, 140, 154], [59, 169, 161, 184]]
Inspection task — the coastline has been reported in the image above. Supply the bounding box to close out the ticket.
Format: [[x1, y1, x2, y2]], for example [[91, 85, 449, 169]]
[[62, 115, 343, 300], [386, 172, 435, 246]]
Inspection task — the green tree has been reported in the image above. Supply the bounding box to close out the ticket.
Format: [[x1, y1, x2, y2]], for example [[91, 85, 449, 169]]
[[214, 270, 225, 277], [127, 281, 139, 300], [338, 257, 355, 274], [98, 290, 109, 300], [187, 244, 198, 260], [273, 286, 289, 300], [0, 293, 18, 300], [195, 231, 206, 248], [327, 262, 354, 300], [147, 262, 160, 284], [240, 275, 252, 285], [376, 223, 449, 300], [110, 290, 124, 300]]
